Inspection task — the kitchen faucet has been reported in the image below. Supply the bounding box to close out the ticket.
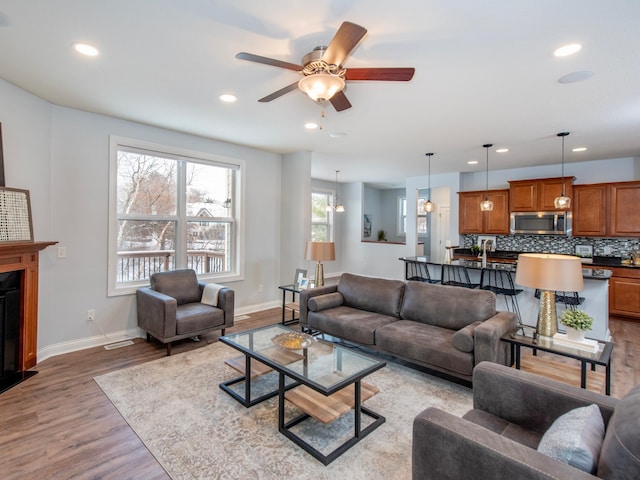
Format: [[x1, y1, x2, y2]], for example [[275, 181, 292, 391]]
[[481, 239, 493, 269]]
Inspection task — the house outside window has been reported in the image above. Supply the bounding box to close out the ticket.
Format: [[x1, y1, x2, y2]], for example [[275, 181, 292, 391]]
[[312, 191, 333, 241], [108, 137, 242, 295]]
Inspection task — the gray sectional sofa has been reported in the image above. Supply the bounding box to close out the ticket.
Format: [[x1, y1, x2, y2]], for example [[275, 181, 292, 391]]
[[299, 273, 516, 383]]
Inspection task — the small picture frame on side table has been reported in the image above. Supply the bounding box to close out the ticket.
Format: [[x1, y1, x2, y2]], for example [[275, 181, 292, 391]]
[[294, 268, 307, 288], [299, 278, 309, 290]]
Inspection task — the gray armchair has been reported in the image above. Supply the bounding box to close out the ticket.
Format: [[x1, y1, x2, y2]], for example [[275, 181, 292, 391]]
[[136, 269, 234, 355], [413, 362, 639, 479]]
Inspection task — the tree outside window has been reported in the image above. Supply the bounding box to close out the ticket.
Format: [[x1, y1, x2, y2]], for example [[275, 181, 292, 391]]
[[312, 191, 332, 241], [109, 140, 239, 294]]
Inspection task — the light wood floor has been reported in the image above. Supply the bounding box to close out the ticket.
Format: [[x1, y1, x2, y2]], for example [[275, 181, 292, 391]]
[[0, 309, 638, 480]]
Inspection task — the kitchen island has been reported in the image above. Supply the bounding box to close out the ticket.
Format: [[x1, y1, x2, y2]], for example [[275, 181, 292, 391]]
[[399, 256, 612, 341]]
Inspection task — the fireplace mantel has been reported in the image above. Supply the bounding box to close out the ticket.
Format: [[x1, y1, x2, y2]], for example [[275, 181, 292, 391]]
[[0, 241, 57, 370]]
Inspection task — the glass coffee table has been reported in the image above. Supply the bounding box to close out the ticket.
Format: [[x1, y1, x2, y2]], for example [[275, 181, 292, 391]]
[[220, 324, 386, 465]]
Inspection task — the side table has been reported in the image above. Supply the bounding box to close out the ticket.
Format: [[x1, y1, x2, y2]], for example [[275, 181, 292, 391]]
[[278, 284, 301, 326], [501, 330, 614, 395]]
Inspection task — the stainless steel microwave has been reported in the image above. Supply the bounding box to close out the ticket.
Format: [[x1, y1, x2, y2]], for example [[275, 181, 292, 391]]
[[510, 211, 572, 236]]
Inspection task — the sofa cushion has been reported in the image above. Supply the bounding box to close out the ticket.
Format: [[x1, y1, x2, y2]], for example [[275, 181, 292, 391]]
[[308, 292, 344, 312], [597, 384, 640, 479], [151, 269, 201, 305], [400, 282, 496, 330], [337, 273, 405, 318], [375, 320, 475, 377], [175, 303, 225, 334], [462, 409, 543, 449], [307, 306, 398, 345], [537, 404, 605, 474], [452, 321, 483, 353]]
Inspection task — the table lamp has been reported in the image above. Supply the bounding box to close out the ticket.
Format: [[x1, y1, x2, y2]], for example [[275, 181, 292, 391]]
[[305, 241, 335, 287], [515, 253, 584, 337]]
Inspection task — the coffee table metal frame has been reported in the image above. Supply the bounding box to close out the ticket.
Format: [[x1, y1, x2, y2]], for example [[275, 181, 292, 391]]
[[501, 329, 614, 395], [220, 324, 386, 465]]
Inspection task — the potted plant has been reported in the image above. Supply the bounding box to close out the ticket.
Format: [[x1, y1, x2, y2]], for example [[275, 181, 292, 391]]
[[471, 245, 481, 256], [377, 229, 387, 241], [559, 309, 593, 342]]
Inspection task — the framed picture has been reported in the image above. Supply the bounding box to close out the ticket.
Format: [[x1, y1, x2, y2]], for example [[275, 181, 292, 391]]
[[363, 213, 372, 237], [0, 187, 33, 243], [294, 268, 307, 287], [298, 277, 309, 290]]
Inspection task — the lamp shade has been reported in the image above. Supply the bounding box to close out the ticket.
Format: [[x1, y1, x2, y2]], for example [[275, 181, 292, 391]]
[[305, 241, 336, 262], [515, 253, 584, 292], [298, 73, 345, 102]]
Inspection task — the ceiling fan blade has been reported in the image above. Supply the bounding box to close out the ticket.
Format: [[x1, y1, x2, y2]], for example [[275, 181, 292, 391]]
[[330, 91, 352, 112], [236, 52, 301, 72], [321, 21, 367, 66], [258, 81, 300, 102], [345, 68, 415, 81]]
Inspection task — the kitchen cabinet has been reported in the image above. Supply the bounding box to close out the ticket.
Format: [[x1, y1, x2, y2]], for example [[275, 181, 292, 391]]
[[573, 181, 640, 237], [458, 189, 509, 234], [508, 177, 574, 212], [609, 181, 640, 236], [609, 267, 640, 319], [573, 184, 607, 237]]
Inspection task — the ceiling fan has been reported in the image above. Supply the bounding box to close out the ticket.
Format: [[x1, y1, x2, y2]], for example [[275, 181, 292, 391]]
[[236, 21, 415, 112]]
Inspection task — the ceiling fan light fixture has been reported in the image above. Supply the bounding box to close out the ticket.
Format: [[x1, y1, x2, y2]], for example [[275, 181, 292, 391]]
[[298, 72, 345, 102]]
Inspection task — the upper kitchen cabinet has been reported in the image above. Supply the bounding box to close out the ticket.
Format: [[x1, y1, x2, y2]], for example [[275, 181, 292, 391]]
[[458, 189, 509, 235], [573, 184, 608, 237], [509, 177, 575, 212], [573, 181, 640, 237], [609, 181, 640, 236]]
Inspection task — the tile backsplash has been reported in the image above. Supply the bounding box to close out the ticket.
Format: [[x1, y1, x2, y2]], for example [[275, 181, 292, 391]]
[[463, 235, 640, 259]]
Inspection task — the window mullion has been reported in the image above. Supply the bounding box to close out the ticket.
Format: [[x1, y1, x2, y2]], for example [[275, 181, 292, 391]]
[[175, 160, 188, 268]]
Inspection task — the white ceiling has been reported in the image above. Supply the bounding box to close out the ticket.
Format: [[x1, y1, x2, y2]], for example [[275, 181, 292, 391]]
[[1, 0, 639, 186]]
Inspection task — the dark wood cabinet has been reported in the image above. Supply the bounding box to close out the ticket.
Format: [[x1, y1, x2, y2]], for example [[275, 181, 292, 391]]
[[609, 181, 640, 237], [609, 267, 640, 319], [573, 181, 640, 237], [573, 184, 608, 237], [458, 189, 509, 234], [508, 177, 574, 212]]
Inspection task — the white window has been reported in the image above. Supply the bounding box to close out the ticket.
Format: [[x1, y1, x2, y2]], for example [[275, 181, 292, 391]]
[[399, 197, 428, 236], [108, 137, 243, 295], [311, 191, 333, 241]]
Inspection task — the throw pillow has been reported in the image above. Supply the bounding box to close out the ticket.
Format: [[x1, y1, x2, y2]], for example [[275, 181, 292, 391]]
[[308, 292, 344, 312], [537, 404, 605, 473], [452, 321, 482, 352]]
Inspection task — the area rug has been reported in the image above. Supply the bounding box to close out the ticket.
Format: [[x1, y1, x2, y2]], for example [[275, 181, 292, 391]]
[[94, 342, 472, 480]]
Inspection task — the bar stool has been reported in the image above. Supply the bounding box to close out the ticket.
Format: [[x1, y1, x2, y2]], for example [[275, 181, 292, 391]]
[[534, 289, 585, 310], [405, 259, 440, 284], [441, 264, 479, 289], [480, 268, 523, 322]]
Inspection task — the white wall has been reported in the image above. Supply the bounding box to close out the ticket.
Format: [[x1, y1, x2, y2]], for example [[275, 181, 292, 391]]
[[0, 80, 283, 360]]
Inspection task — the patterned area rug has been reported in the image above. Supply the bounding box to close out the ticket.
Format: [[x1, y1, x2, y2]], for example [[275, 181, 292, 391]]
[[94, 342, 472, 480]]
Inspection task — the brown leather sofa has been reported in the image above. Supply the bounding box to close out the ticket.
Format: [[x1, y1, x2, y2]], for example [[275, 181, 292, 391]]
[[299, 273, 516, 383], [413, 362, 639, 479], [136, 269, 234, 355]]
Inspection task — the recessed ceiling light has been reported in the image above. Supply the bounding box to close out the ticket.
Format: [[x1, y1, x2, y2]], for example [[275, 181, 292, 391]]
[[219, 94, 237, 103], [572, 147, 587, 152], [558, 70, 594, 84], [554, 43, 582, 57], [496, 148, 509, 153], [305, 122, 319, 130], [72, 42, 99, 57], [467, 160, 478, 165]]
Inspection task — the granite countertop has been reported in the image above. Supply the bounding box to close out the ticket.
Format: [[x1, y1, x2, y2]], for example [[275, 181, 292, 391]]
[[400, 255, 612, 280]]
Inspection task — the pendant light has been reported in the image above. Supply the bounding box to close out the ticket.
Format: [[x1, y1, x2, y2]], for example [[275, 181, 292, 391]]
[[554, 132, 571, 209], [333, 170, 345, 212], [480, 144, 494, 211], [425, 153, 435, 213]]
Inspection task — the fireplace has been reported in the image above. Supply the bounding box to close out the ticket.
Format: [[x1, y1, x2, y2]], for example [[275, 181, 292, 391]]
[[0, 241, 56, 393]]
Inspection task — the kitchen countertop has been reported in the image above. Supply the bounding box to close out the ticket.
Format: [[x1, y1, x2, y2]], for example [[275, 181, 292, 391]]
[[400, 255, 612, 280]]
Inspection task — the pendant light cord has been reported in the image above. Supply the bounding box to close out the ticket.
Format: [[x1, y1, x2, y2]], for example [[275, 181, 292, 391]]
[[483, 144, 493, 198]]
